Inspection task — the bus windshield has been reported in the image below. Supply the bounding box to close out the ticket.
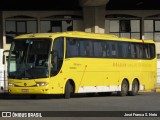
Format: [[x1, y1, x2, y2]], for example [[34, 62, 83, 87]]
[[8, 38, 51, 79]]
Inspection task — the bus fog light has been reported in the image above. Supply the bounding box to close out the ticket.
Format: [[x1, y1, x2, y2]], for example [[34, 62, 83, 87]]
[[36, 82, 48, 86]]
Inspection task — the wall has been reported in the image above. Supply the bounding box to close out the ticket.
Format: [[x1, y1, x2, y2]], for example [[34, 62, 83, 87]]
[[3, 11, 84, 50], [105, 10, 160, 55]]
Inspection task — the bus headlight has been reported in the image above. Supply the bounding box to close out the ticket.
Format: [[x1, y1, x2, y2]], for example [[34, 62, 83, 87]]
[[36, 82, 48, 86], [8, 83, 15, 87]]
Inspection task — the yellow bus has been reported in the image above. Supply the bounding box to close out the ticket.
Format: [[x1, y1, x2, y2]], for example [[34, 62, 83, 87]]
[[7, 31, 157, 98]]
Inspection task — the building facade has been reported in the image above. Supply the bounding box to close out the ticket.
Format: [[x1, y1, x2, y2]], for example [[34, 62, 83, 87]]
[[0, 0, 160, 58]]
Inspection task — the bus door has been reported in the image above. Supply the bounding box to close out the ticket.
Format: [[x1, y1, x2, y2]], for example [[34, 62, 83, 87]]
[[50, 37, 65, 93], [51, 37, 64, 76]]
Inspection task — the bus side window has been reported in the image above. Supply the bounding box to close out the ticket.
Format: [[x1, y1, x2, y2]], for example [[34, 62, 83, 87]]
[[127, 44, 131, 58], [66, 38, 79, 57], [118, 42, 130, 58], [118, 42, 123, 58], [135, 44, 140, 58], [88, 40, 93, 57], [93, 41, 103, 57], [84, 41, 89, 56], [79, 39, 93, 57], [79, 40, 87, 57], [101, 42, 107, 57], [143, 44, 150, 59], [111, 42, 117, 57], [139, 45, 143, 59], [149, 44, 155, 59], [106, 43, 110, 57], [121, 42, 129, 58], [51, 37, 64, 76], [130, 43, 136, 58], [134, 44, 143, 59]]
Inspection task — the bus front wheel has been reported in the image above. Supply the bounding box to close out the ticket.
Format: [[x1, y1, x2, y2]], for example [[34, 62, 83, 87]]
[[64, 81, 73, 99], [118, 80, 129, 96]]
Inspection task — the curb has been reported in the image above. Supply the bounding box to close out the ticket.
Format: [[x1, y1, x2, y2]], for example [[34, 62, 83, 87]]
[[139, 88, 160, 92]]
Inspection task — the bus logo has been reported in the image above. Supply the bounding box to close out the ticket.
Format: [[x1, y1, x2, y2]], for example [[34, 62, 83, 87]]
[[24, 83, 27, 86]]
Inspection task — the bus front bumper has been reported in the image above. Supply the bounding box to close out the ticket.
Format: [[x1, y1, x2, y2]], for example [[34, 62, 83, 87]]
[[8, 86, 51, 94]]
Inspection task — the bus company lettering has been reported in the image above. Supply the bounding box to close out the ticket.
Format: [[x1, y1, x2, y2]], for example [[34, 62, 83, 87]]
[[113, 62, 151, 68], [113, 62, 126, 67]]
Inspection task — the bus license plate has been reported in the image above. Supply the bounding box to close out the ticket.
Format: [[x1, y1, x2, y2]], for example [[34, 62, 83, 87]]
[[22, 89, 28, 93]]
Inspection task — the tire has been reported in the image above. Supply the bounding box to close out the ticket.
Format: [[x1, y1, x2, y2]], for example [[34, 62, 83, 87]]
[[129, 80, 139, 96], [118, 80, 129, 96], [64, 81, 73, 99]]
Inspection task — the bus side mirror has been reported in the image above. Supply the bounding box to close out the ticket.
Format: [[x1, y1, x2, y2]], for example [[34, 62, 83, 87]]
[[3, 50, 9, 64]]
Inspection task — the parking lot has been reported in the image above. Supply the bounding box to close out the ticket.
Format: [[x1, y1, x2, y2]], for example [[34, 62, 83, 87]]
[[0, 92, 160, 120]]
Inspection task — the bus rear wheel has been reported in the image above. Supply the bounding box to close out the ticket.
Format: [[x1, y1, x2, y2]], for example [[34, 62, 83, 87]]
[[64, 81, 73, 99], [129, 80, 139, 96], [118, 80, 129, 96]]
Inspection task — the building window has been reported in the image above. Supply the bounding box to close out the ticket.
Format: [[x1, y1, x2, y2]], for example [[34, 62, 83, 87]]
[[120, 20, 131, 32], [40, 20, 73, 33], [107, 19, 140, 39], [109, 20, 119, 32], [155, 20, 160, 32], [144, 20, 160, 41], [5, 20, 37, 44]]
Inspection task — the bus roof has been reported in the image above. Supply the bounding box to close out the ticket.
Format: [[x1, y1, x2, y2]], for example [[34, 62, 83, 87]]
[[15, 31, 155, 44]]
